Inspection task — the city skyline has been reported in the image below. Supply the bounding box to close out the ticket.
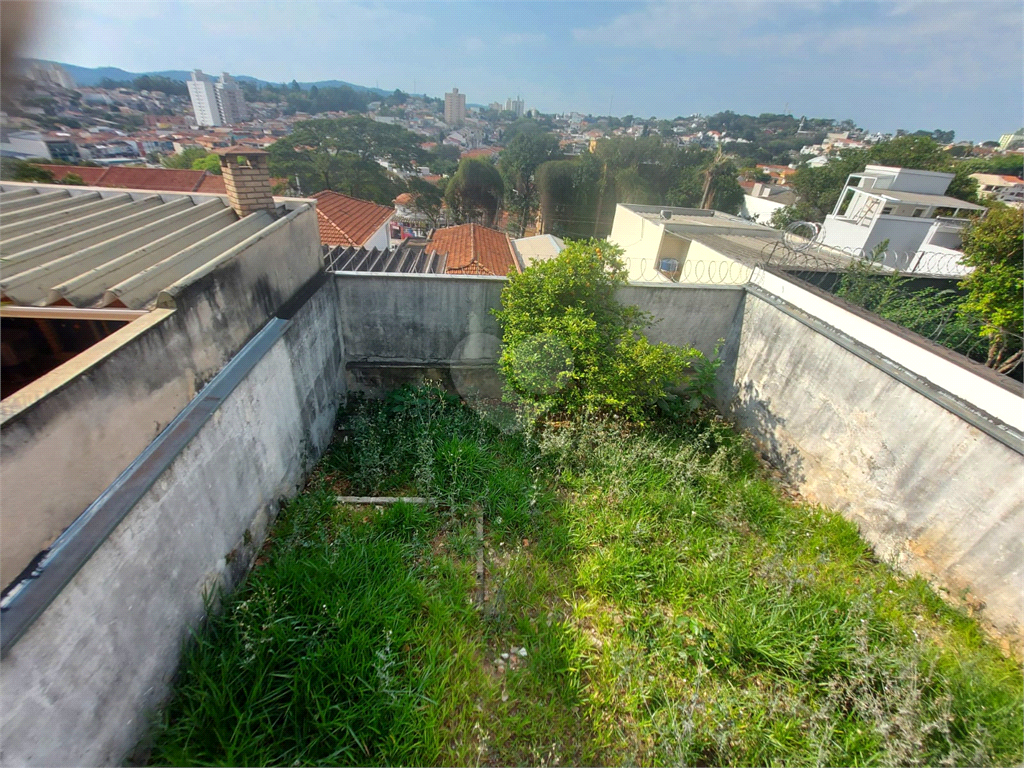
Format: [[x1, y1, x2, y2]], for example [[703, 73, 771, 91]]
[[14, 0, 1024, 142]]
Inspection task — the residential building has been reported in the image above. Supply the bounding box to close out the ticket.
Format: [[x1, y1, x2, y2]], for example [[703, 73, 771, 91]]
[[504, 97, 525, 118], [0, 130, 80, 163], [188, 70, 221, 127], [428, 223, 518, 275], [608, 204, 788, 284], [818, 165, 987, 270], [997, 129, 1024, 151], [740, 182, 797, 224], [444, 88, 466, 126], [971, 173, 1024, 207], [188, 70, 250, 127], [214, 72, 249, 125], [312, 190, 395, 251]]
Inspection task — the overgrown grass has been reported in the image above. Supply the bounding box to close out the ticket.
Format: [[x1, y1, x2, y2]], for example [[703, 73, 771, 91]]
[[150, 386, 1023, 767]]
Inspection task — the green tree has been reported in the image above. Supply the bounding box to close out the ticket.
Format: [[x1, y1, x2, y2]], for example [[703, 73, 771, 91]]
[[60, 172, 86, 186], [191, 154, 222, 174], [427, 144, 461, 176], [0, 159, 55, 183], [536, 153, 603, 238], [958, 205, 1024, 372], [493, 239, 697, 420], [406, 176, 444, 228], [268, 117, 421, 203], [444, 157, 504, 226], [162, 147, 210, 170], [498, 132, 562, 236]]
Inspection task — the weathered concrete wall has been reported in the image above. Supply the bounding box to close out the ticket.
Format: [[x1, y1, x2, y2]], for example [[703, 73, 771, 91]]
[[721, 276, 1024, 647], [0, 279, 345, 767], [334, 272, 744, 397], [0, 205, 322, 588]]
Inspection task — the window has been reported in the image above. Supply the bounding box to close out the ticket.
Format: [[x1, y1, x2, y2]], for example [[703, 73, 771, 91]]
[[881, 206, 894, 215], [912, 208, 925, 218]]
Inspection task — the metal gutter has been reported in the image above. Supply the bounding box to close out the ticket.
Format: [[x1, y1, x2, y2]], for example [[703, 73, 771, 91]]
[[0, 271, 327, 655]]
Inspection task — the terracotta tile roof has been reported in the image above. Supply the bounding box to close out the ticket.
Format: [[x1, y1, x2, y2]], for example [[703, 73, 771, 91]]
[[34, 164, 225, 193], [428, 223, 519, 276], [194, 174, 227, 193], [312, 190, 395, 247], [36, 164, 107, 185], [460, 147, 500, 160], [98, 167, 207, 191]]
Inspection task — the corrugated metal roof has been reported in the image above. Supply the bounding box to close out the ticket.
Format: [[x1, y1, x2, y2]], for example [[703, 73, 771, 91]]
[[324, 241, 447, 274], [0, 183, 284, 310]]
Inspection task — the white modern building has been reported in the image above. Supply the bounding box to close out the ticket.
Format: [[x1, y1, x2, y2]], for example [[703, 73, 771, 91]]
[[188, 70, 250, 127], [444, 88, 466, 126], [817, 165, 986, 272], [740, 182, 797, 224]]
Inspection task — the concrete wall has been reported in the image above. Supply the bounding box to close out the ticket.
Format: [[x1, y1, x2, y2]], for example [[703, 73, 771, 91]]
[[334, 272, 745, 397], [0, 278, 346, 767], [0, 205, 322, 589], [721, 270, 1024, 648]]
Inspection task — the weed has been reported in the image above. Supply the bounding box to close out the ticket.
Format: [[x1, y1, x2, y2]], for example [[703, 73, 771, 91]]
[[151, 386, 1023, 767]]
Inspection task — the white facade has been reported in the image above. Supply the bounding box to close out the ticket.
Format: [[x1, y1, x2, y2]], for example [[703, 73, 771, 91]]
[[739, 183, 797, 224], [188, 70, 249, 127], [505, 97, 525, 117], [444, 88, 466, 126], [187, 70, 221, 127], [818, 165, 987, 272]]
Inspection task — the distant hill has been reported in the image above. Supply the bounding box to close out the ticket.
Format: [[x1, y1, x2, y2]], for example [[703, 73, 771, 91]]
[[27, 59, 401, 98]]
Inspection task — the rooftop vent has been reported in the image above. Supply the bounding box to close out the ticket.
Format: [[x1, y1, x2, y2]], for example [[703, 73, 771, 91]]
[[660, 210, 673, 220]]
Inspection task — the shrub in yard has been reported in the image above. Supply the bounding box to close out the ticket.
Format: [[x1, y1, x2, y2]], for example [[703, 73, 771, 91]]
[[493, 239, 699, 420]]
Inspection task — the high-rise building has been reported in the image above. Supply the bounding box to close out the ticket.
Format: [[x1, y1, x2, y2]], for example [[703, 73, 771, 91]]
[[444, 88, 466, 126], [188, 70, 221, 127], [504, 96, 525, 118], [214, 73, 249, 125], [188, 70, 250, 127]]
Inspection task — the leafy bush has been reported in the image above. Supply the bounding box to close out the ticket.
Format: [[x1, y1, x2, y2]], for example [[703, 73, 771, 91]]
[[493, 239, 699, 420], [958, 205, 1024, 372]]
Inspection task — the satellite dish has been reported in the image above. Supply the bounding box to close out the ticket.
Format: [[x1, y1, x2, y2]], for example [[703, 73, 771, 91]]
[[660, 210, 673, 220]]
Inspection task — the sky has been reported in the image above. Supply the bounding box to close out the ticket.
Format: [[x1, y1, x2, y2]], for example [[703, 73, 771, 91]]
[[16, 0, 1024, 142]]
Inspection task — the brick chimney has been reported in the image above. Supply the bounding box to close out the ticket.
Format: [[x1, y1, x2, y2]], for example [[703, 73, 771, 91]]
[[215, 146, 274, 217]]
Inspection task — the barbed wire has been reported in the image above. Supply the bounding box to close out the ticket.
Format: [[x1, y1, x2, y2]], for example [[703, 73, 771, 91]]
[[760, 221, 974, 278], [624, 257, 752, 285], [757, 223, 1021, 372]]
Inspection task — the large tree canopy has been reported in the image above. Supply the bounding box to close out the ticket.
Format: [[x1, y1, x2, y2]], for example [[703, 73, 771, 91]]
[[268, 117, 422, 203], [498, 133, 562, 236], [444, 157, 504, 226]]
